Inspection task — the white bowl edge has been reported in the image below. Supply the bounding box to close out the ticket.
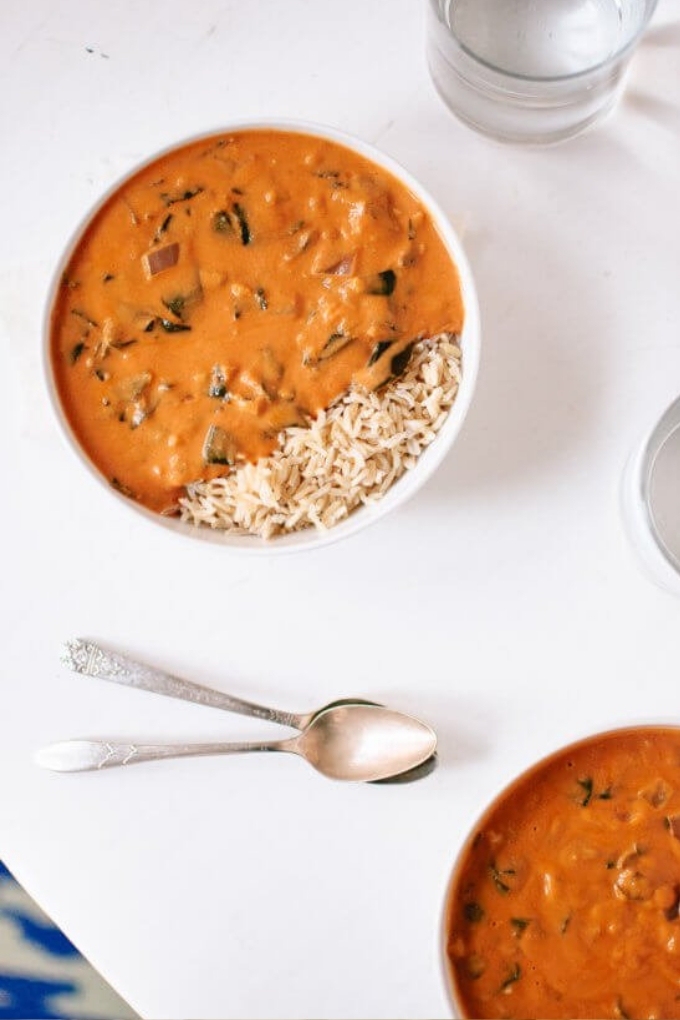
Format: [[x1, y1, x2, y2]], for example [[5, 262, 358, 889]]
[[42, 118, 481, 555]]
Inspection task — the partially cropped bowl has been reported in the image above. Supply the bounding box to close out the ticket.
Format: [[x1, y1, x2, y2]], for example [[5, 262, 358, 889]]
[[44, 119, 480, 553], [441, 724, 680, 1019]]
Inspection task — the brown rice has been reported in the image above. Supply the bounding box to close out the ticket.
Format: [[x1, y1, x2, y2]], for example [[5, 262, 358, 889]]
[[178, 333, 462, 538]]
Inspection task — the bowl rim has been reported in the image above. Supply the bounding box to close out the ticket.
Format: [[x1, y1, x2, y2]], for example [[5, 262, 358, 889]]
[[43, 117, 481, 554], [438, 720, 680, 1018]]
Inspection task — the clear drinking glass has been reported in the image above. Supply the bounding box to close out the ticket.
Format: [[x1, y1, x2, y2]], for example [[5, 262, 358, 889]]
[[426, 0, 658, 144], [622, 396, 680, 597]]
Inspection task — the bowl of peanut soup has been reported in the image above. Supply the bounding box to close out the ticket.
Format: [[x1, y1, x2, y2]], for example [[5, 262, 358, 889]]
[[45, 121, 480, 551], [443, 725, 680, 1019]]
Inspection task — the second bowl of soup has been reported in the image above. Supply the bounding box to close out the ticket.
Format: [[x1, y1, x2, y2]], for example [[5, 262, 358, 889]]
[[444, 725, 680, 1019]]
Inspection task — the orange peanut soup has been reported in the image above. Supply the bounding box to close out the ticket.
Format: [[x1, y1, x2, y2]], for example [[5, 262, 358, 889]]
[[50, 129, 463, 512], [446, 728, 680, 1020]]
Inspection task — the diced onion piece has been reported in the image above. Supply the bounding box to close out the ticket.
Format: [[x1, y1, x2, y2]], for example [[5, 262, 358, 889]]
[[322, 254, 355, 275], [143, 243, 180, 278]]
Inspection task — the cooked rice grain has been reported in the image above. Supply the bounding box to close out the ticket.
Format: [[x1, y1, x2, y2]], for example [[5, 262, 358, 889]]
[[179, 334, 462, 538]]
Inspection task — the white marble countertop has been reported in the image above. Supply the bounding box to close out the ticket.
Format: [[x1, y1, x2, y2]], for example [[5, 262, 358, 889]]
[[2, 1, 680, 1017]]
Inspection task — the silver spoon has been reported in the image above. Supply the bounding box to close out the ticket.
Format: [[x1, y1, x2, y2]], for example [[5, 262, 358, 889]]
[[36, 703, 436, 781], [60, 638, 378, 731], [42, 640, 438, 782]]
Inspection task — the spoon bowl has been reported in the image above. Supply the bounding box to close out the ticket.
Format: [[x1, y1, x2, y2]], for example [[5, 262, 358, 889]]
[[297, 704, 437, 781]]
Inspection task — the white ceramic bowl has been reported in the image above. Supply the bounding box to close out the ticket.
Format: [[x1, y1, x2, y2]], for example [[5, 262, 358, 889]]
[[44, 119, 480, 554]]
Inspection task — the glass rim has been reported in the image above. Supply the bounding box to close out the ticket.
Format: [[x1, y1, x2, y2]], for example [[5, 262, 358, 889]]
[[433, 0, 658, 85], [640, 394, 680, 575]]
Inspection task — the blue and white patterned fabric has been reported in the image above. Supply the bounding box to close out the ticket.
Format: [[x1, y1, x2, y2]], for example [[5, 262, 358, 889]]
[[0, 862, 137, 1020]]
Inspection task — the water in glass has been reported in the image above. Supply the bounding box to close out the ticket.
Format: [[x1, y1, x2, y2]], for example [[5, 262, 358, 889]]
[[427, 0, 657, 143]]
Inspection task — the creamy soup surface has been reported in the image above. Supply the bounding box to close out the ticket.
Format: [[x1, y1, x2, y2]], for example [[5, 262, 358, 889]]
[[447, 727, 680, 1020], [51, 130, 464, 512]]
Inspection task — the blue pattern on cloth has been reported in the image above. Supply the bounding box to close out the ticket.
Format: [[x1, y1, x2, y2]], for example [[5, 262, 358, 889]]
[[1, 911, 80, 961], [0, 862, 137, 1020]]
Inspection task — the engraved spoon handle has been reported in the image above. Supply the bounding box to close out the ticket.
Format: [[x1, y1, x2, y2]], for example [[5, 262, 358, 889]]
[[36, 737, 299, 772], [62, 639, 303, 729]]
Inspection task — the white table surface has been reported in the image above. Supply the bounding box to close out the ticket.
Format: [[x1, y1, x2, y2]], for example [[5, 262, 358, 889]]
[[2, 2, 680, 1017]]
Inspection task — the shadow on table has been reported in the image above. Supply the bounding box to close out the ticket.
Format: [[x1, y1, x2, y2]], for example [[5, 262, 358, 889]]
[[369, 688, 496, 777], [425, 226, 608, 504], [624, 22, 680, 134], [640, 21, 680, 49], [378, 53, 677, 514]]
